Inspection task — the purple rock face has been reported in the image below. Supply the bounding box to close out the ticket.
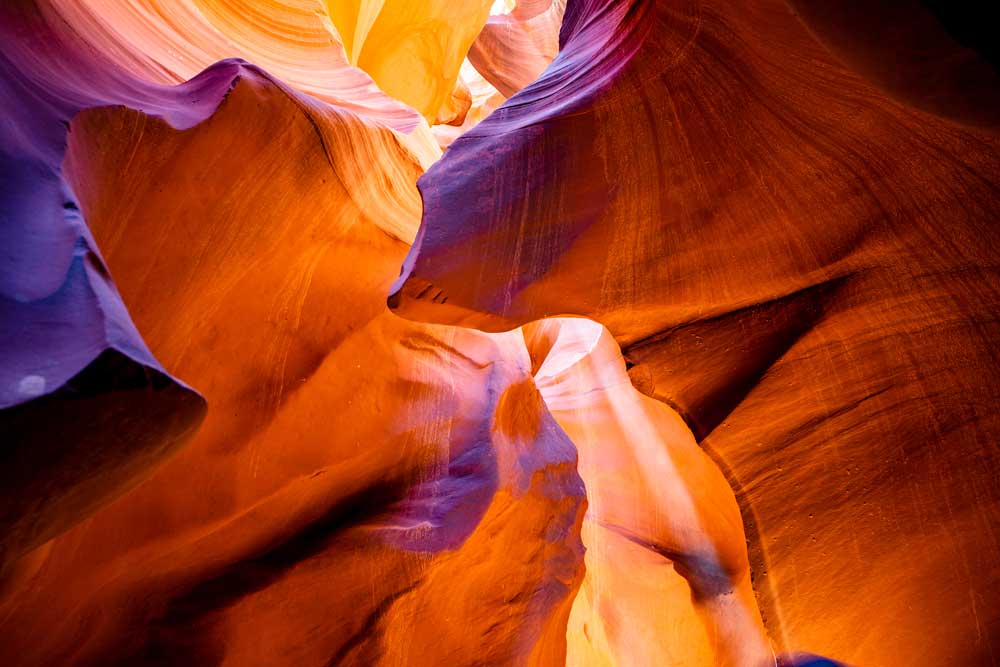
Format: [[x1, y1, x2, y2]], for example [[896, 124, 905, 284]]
[[0, 3, 228, 569]]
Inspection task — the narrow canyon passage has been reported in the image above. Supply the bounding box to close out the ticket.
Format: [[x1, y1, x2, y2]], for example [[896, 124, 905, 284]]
[[526, 319, 773, 666], [2, 1, 999, 666]]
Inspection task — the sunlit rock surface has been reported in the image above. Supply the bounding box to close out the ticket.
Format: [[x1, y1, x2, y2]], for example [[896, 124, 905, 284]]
[[432, 60, 506, 150], [527, 318, 771, 667], [2, 0, 999, 664], [468, 0, 566, 97], [0, 0, 501, 576], [391, 0, 1000, 663], [0, 29, 585, 664], [325, 0, 493, 123]]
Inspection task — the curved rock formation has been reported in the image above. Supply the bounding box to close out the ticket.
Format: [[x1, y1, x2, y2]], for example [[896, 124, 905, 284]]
[[0, 1, 225, 574], [4, 0, 1000, 663], [432, 60, 506, 149], [0, 0, 515, 572], [39, 0, 420, 128], [527, 318, 771, 666], [468, 0, 566, 97], [1, 2, 591, 664], [391, 0, 1000, 663], [325, 0, 494, 123], [1, 43, 584, 665]]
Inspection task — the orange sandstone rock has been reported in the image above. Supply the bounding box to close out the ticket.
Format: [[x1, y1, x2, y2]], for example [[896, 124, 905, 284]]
[[325, 0, 494, 123], [527, 318, 773, 667], [391, 0, 1000, 662], [0, 56, 584, 666]]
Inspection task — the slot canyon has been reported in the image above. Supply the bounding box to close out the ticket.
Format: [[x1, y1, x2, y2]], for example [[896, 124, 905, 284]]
[[1, 1, 999, 665]]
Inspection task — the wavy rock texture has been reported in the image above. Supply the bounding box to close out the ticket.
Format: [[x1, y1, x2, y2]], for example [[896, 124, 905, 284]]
[[0, 1, 223, 574], [38, 0, 447, 167], [0, 0, 509, 574], [468, 0, 566, 97], [4, 0, 1000, 665], [42, 0, 418, 128], [391, 0, 1000, 663], [0, 0, 431, 570], [787, 0, 1000, 131], [325, 0, 493, 123], [526, 318, 771, 666], [0, 45, 585, 666]]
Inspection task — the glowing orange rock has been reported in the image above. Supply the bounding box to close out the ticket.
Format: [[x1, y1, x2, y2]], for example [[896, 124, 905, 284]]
[[0, 28, 584, 666], [391, 0, 1000, 662], [526, 318, 771, 666], [325, 0, 494, 123], [41, 0, 420, 129], [432, 61, 506, 149], [5, 0, 1000, 663]]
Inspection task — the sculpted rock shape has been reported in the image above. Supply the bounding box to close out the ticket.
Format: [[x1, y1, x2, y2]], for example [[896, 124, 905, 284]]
[[432, 60, 506, 149], [526, 318, 772, 666], [0, 50, 585, 665], [390, 0, 1000, 662], [40, 0, 419, 129], [36, 0, 445, 167], [5, 0, 1000, 663], [325, 0, 494, 123], [2, 0, 495, 571], [0, 1, 229, 573], [468, 0, 566, 97]]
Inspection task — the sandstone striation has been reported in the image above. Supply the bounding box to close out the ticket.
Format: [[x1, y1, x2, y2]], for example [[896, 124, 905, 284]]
[[390, 0, 1000, 662]]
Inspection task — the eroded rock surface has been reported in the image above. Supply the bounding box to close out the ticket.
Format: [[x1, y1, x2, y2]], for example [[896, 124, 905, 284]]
[[1, 47, 585, 666], [4, 0, 1000, 664], [391, 0, 1000, 663], [527, 318, 772, 666]]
